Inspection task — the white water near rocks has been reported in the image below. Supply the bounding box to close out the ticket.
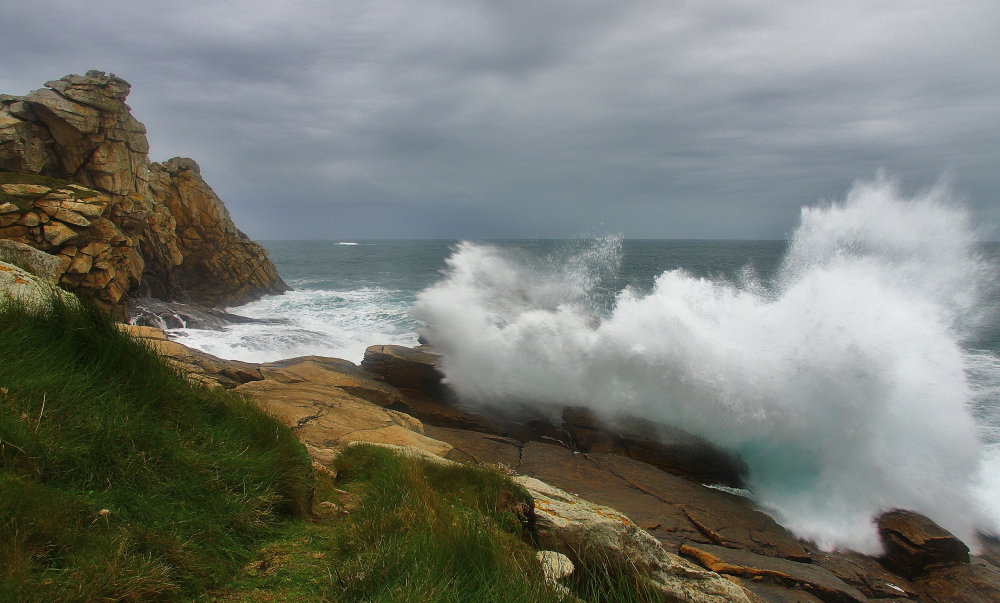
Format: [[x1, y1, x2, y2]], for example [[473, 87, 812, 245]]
[[413, 176, 1000, 554], [168, 285, 419, 364]]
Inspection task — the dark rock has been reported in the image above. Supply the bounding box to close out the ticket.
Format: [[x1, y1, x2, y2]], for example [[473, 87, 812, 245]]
[[516, 440, 811, 561], [812, 551, 919, 599], [361, 344, 446, 396], [727, 576, 826, 603], [563, 406, 748, 488], [878, 510, 970, 579], [423, 425, 523, 469], [386, 391, 506, 434], [679, 542, 866, 603]]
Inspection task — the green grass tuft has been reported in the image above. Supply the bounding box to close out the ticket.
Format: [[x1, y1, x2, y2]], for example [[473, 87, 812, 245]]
[[0, 297, 313, 602]]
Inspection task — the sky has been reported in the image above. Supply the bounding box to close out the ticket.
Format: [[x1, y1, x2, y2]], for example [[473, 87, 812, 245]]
[[1, 0, 998, 240]]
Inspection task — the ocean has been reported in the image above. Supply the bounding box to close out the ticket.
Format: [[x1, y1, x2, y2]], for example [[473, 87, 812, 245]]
[[169, 178, 1000, 554]]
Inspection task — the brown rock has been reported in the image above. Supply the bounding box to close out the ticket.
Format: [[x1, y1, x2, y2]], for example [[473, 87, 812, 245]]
[[508, 439, 813, 562], [66, 253, 93, 274], [914, 559, 1000, 603], [812, 551, 919, 599], [42, 222, 77, 245], [118, 324, 263, 388], [680, 543, 866, 603], [1, 72, 287, 311], [259, 356, 404, 407], [1, 183, 50, 196], [516, 475, 752, 603], [144, 157, 287, 306], [877, 510, 970, 579], [235, 378, 452, 458], [423, 424, 524, 468]]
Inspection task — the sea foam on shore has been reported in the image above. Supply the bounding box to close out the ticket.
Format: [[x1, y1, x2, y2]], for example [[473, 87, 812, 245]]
[[413, 175, 1000, 553]]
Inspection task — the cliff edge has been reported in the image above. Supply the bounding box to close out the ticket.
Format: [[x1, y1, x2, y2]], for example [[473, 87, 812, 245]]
[[0, 70, 287, 312]]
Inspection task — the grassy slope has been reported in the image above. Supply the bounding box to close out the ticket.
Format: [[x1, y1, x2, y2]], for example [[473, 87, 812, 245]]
[[209, 445, 665, 603], [0, 297, 662, 603], [0, 299, 313, 602]]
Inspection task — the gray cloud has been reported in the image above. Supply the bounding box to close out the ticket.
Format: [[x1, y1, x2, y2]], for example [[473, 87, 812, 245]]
[[1, 0, 998, 239]]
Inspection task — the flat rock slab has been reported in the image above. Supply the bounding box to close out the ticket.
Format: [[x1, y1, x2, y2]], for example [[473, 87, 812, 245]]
[[423, 425, 523, 469], [565, 447, 809, 561], [679, 542, 866, 603], [235, 379, 453, 458], [812, 551, 919, 600]]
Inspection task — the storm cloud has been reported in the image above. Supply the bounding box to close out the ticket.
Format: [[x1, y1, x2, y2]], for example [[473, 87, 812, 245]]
[[2, 0, 998, 239]]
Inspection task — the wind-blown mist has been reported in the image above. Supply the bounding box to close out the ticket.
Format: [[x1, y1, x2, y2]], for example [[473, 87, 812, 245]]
[[413, 176, 1000, 553]]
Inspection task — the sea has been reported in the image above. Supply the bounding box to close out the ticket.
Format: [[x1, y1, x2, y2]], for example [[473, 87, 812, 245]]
[[169, 177, 1000, 554]]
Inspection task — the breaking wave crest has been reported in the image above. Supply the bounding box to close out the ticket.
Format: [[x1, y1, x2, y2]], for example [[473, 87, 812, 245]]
[[413, 175, 1000, 553]]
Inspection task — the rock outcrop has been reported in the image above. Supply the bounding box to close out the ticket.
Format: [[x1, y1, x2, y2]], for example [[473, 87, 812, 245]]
[[516, 475, 752, 603], [877, 510, 971, 579], [0, 71, 286, 312], [0, 260, 76, 310]]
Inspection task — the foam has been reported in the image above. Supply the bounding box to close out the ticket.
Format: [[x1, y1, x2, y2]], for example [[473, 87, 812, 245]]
[[170, 286, 418, 364], [413, 175, 1000, 553]]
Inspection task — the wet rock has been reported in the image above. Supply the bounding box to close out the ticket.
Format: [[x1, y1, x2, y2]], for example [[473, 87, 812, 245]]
[[563, 406, 748, 488], [914, 559, 1000, 603], [361, 344, 446, 395], [679, 542, 866, 603], [812, 551, 919, 599], [877, 510, 970, 579]]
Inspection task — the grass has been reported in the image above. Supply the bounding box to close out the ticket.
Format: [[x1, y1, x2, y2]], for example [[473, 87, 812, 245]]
[[209, 444, 668, 603], [0, 295, 668, 603], [0, 298, 313, 602]]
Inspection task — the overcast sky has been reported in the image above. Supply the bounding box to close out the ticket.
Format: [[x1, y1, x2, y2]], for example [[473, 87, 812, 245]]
[[2, 0, 998, 239]]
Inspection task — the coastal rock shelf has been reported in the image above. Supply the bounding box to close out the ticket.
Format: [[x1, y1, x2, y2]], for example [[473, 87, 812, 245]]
[[0, 71, 286, 312], [103, 327, 1000, 603]]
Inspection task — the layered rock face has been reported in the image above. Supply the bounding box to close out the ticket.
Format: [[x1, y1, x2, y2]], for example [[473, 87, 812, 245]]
[[0, 71, 286, 311]]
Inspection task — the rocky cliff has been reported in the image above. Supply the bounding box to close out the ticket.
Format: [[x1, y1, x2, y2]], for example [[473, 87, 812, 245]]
[[0, 71, 287, 313]]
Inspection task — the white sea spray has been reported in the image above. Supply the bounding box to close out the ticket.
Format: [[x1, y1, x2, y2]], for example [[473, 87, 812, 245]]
[[413, 175, 1000, 553]]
